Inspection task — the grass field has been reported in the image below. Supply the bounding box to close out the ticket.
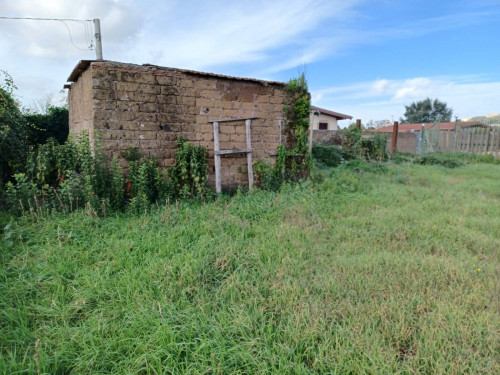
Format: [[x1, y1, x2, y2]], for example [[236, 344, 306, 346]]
[[1, 161, 499, 374]]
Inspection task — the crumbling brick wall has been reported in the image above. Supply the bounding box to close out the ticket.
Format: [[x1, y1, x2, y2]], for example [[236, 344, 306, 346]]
[[67, 61, 286, 189]]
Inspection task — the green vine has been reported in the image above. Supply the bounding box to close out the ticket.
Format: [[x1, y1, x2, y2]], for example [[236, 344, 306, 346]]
[[255, 74, 312, 189]]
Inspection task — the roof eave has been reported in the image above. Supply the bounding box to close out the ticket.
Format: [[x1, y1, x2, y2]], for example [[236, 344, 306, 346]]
[[67, 60, 99, 83]]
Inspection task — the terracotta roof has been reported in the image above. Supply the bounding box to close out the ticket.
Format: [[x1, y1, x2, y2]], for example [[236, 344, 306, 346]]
[[311, 106, 352, 120], [66, 60, 286, 86], [371, 121, 485, 132]]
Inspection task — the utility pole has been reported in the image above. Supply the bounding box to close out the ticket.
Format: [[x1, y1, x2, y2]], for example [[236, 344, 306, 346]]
[[0, 16, 102, 58], [93, 18, 103, 60]]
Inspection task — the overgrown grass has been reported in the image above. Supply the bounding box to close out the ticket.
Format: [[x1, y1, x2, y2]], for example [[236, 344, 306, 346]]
[[1, 163, 499, 374]]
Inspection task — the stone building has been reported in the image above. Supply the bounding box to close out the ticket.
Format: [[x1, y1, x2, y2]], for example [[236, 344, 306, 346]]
[[65, 60, 286, 189]]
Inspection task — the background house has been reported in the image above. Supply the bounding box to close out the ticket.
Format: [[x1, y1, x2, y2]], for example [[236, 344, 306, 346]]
[[309, 105, 352, 144], [310, 105, 352, 131]]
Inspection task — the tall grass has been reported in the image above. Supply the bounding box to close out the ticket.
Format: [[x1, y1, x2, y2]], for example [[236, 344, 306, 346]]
[[1, 163, 499, 374]]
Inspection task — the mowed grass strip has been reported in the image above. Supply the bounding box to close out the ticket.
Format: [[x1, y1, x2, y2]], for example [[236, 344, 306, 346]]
[[1, 163, 499, 374]]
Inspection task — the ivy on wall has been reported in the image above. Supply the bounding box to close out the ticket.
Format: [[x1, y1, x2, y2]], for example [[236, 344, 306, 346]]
[[254, 74, 312, 189]]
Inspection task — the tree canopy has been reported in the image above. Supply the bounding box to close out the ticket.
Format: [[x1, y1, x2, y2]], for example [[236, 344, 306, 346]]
[[1, 70, 69, 190], [24, 106, 69, 145], [0, 72, 29, 188], [400, 98, 453, 123]]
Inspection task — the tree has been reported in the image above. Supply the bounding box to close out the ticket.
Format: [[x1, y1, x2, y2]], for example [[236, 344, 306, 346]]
[[24, 106, 69, 145], [0, 71, 29, 188], [400, 98, 452, 123]]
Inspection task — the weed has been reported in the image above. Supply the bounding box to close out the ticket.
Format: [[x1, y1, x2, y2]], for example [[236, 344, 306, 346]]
[[3, 134, 209, 215]]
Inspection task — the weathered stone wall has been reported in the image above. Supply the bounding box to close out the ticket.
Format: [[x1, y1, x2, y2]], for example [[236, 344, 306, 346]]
[[68, 68, 94, 138], [69, 61, 285, 189]]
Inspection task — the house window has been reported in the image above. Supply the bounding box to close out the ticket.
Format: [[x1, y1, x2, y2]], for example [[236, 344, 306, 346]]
[[318, 122, 328, 130]]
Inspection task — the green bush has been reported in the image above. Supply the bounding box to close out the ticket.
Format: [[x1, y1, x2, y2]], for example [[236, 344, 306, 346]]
[[312, 145, 344, 167], [24, 106, 69, 145], [312, 129, 387, 169], [0, 80, 29, 189], [391, 153, 415, 164], [340, 159, 388, 174], [253, 160, 283, 191], [360, 133, 388, 161], [414, 155, 464, 168], [169, 137, 208, 199], [4, 173, 37, 215]]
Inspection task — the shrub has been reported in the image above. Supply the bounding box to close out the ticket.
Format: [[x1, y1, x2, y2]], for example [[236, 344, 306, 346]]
[[414, 155, 464, 168], [4, 173, 37, 215], [312, 129, 387, 168], [391, 153, 415, 164], [361, 133, 388, 161], [169, 137, 208, 199], [312, 145, 344, 167], [0, 77, 29, 189], [108, 159, 124, 210], [253, 160, 283, 191], [24, 106, 69, 146], [340, 159, 388, 174]]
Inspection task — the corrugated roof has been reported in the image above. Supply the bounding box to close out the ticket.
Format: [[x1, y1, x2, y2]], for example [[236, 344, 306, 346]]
[[66, 60, 286, 86], [311, 105, 352, 120]]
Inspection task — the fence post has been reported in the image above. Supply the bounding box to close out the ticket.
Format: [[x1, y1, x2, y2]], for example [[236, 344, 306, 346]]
[[466, 128, 472, 152], [453, 119, 458, 152], [391, 121, 399, 155]]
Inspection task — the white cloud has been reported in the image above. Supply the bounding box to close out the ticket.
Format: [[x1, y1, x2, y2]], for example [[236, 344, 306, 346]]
[[393, 78, 432, 100], [128, 0, 360, 71]]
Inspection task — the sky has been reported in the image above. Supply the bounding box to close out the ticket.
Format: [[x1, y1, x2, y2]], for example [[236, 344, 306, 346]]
[[1, 0, 499, 126]]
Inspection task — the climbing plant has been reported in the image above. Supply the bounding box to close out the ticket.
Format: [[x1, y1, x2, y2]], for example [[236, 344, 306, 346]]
[[255, 74, 312, 189], [279, 73, 311, 181]]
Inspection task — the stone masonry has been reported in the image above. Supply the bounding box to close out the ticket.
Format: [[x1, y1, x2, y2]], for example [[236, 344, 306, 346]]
[[66, 60, 286, 189]]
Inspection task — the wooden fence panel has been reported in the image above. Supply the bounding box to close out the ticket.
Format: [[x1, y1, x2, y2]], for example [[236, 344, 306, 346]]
[[452, 127, 500, 156]]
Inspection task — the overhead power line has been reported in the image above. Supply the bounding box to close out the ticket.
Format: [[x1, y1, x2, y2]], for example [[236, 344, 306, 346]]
[[0, 16, 92, 21], [0, 16, 103, 59]]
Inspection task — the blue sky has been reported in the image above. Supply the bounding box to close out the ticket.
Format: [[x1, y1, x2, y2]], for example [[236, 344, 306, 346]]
[[1, 0, 499, 125]]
